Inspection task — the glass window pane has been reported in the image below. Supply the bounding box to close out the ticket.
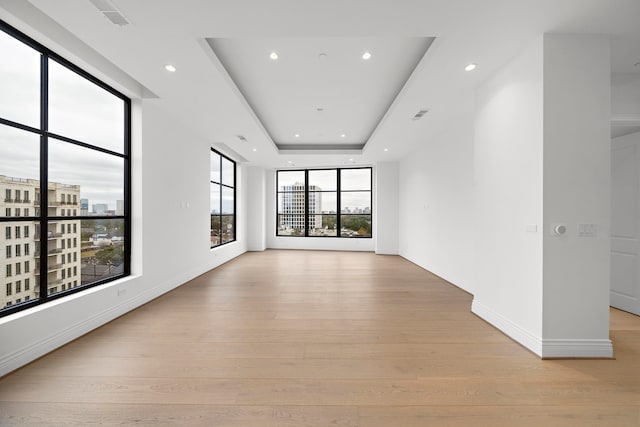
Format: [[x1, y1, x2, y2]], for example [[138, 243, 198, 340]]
[[221, 186, 234, 214], [340, 215, 372, 237], [0, 125, 40, 218], [278, 192, 305, 214], [210, 151, 220, 183], [210, 215, 221, 247], [0, 221, 40, 310], [308, 214, 337, 237], [308, 169, 336, 191], [210, 183, 220, 214], [221, 215, 234, 244], [309, 191, 336, 214], [340, 192, 371, 214], [0, 30, 40, 127], [48, 59, 125, 154], [221, 157, 234, 186], [48, 138, 124, 215], [278, 171, 305, 191], [341, 168, 371, 191], [78, 219, 125, 287], [277, 214, 305, 236]]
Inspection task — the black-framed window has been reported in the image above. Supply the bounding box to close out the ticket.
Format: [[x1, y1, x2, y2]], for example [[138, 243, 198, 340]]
[[210, 149, 235, 248], [0, 20, 131, 317], [276, 167, 372, 238]]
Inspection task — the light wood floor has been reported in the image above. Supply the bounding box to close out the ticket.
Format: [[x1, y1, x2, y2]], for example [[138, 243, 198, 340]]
[[1, 250, 639, 426]]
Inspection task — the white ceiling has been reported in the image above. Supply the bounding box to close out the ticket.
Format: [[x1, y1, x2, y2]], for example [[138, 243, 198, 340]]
[[207, 37, 433, 152], [3, 0, 640, 169]]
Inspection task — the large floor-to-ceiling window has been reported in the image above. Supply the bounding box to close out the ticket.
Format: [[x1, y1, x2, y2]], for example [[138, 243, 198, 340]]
[[210, 149, 236, 248], [0, 20, 131, 317], [276, 167, 372, 237]]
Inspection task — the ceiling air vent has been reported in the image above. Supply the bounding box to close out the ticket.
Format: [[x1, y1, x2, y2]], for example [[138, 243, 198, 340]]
[[412, 109, 430, 121], [89, 0, 130, 26]]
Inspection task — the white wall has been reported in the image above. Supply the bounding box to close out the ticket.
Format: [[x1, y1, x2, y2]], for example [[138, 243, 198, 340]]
[[398, 108, 475, 292], [541, 34, 611, 348], [0, 74, 247, 377], [265, 169, 375, 251], [472, 34, 612, 358], [375, 162, 399, 255], [472, 37, 545, 349], [246, 166, 266, 251]]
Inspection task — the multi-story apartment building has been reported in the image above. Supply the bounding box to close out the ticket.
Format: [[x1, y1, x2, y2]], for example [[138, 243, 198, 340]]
[[1, 176, 82, 309], [279, 183, 322, 231]]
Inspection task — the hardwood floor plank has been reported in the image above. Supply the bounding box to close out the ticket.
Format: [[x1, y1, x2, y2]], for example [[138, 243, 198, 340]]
[[358, 406, 640, 427], [0, 402, 360, 427]]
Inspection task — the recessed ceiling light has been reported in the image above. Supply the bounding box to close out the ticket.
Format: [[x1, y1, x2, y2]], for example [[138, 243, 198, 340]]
[[316, 108, 324, 112], [269, 51, 279, 60], [384, 148, 389, 152], [340, 134, 346, 138], [287, 161, 294, 165], [464, 63, 477, 71], [349, 158, 354, 162], [294, 134, 300, 138], [319, 53, 328, 59], [252, 148, 257, 152], [164, 64, 176, 72], [362, 51, 372, 60]]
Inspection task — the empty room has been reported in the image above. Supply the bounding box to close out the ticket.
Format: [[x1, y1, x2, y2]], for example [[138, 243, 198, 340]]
[[1, 1, 639, 425]]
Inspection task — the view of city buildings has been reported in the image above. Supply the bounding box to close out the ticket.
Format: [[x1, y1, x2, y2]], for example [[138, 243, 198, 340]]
[[278, 175, 372, 237], [1, 175, 125, 310]]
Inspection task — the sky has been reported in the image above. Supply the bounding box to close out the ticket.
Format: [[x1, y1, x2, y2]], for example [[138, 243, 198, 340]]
[[277, 168, 371, 213], [1, 29, 126, 210], [210, 152, 235, 214]]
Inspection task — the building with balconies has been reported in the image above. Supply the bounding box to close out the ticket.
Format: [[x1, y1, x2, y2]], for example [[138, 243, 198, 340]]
[[1, 176, 81, 308]]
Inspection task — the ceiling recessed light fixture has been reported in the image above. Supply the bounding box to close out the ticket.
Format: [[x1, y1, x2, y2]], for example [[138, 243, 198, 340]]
[[164, 64, 176, 72], [294, 133, 300, 138], [269, 51, 279, 60], [464, 63, 477, 71], [252, 148, 257, 152], [362, 51, 372, 60], [340, 134, 346, 138], [384, 148, 389, 152], [319, 52, 328, 59], [316, 108, 324, 112], [287, 161, 295, 165]]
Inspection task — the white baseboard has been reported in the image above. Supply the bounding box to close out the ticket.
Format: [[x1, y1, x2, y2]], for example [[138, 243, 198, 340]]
[[472, 299, 613, 358], [472, 299, 543, 356], [540, 338, 613, 358]]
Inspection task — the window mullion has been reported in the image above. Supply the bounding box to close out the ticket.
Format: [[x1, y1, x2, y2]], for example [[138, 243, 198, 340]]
[[336, 168, 342, 237], [38, 53, 48, 301], [304, 170, 309, 237]]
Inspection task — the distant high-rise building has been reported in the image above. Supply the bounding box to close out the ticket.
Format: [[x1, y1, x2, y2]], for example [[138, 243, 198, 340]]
[[279, 183, 322, 231], [116, 200, 124, 216], [1, 175, 82, 309], [80, 198, 89, 216], [93, 204, 108, 215]]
